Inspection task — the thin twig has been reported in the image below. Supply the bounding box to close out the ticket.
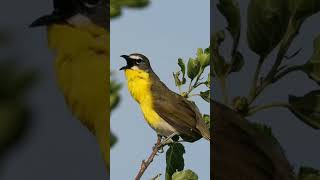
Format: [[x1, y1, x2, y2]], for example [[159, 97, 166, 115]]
[[248, 57, 264, 104], [135, 135, 162, 180], [284, 48, 302, 60]]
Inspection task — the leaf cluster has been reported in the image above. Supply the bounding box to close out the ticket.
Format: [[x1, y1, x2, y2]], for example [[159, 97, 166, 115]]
[[214, 0, 320, 177]]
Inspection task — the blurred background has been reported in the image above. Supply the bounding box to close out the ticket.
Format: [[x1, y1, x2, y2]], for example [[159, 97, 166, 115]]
[[0, 1, 107, 179], [110, 0, 210, 179], [212, 0, 320, 172]]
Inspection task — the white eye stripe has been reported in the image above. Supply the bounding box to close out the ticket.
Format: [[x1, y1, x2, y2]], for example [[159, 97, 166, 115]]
[[129, 55, 143, 60], [84, 3, 96, 8]]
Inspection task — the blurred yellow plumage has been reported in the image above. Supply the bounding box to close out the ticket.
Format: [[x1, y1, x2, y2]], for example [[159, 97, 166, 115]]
[[30, 0, 110, 173]]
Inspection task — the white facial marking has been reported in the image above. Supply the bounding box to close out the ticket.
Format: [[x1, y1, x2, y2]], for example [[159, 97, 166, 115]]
[[83, 2, 97, 8], [131, 66, 140, 70], [67, 14, 92, 26], [129, 55, 143, 60]]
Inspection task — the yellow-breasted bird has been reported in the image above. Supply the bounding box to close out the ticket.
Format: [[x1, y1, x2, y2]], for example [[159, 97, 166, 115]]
[[30, 0, 110, 172], [120, 54, 210, 142]]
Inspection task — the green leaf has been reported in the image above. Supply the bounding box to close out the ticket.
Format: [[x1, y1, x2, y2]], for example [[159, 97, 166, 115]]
[[177, 58, 186, 84], [229, 51, 244, 73], [150, 174, 162, 180], [111, 0, 150, 18], [173, 72, 182, 87], [165, 143, 185, 180], [172, 169, 198, 180], [303, 34, 320, 84], [110, 79, 122, 110], [217, 0, 241, 44], [288, 90, 320, 129], [205, 73, 210, 88], [202, 114, 210, 127], [110, 131, 117, 147], [178, 58, 185, 77], [298, 166, 320, 180], [289, 0, 320, 25], [211, 30, 225, 50], [247, 0, 290, 57], [197, 48, 210, 68], [187, 58, 200, 80], [200, 90, 210, 103], [212, 31, 228, 78]]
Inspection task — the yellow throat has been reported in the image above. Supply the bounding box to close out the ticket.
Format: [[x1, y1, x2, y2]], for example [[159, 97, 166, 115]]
[[124, 69, 162, 127]]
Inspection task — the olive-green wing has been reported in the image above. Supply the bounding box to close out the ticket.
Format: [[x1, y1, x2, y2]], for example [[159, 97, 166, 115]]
[[151, 80, 202, 140]]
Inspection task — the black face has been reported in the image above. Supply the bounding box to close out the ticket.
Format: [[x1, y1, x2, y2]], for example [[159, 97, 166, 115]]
[[29, 0, 108, 29], [120, 53, 151, 71]]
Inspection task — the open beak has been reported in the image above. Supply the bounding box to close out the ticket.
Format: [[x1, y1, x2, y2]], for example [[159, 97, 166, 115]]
[[120, 55, 131, 70], [29, 12, 67, 27]]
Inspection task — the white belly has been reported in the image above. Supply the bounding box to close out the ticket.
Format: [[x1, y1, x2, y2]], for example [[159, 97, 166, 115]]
[[150, 118, 178, 137]]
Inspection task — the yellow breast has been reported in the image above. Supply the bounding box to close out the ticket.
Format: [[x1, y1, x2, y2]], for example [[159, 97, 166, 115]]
[[124, 69, 162, 127], [47, 24, 109, 131]]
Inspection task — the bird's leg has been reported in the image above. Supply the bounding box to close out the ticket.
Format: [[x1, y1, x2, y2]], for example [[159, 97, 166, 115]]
[[154, 135, 164, 153], [153, 135, 162, 149], [160, 132, 179, 146]]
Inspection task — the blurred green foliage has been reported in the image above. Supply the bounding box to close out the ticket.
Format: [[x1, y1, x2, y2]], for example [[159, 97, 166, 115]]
[[298, 166, 320, 180], [0, 36, 36, 154], [110, 76, 121, 147], [110, 0, 150, 18]]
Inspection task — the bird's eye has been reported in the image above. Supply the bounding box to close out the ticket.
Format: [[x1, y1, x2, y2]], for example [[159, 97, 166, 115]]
[[136, 59, 143, 64]]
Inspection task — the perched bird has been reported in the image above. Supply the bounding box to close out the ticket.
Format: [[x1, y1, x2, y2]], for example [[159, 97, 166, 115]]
[[120, 54, 210, 143], [30, 0, 110, 172]]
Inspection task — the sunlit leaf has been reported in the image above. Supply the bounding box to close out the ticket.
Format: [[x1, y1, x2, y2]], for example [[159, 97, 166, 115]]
[[177, 58, 186, 84], [200, 90, 210, 103], [187, 58, 200, 80], [173, 72, 182, 87], [202, 114, 210, 127], [172, 169, 198, 180]]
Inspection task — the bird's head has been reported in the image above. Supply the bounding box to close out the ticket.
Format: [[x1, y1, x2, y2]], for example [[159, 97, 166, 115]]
[[30, 0, 108, 29], [120, 53, 152, 72]]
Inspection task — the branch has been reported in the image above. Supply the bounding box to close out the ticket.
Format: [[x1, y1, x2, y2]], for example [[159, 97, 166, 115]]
[[272, 65, 303, 83], [219, 77, 229, 105], [135, 135, 162, 180], [247, 102, 289, 116]]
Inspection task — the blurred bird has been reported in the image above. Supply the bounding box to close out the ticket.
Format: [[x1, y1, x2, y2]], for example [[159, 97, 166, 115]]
[[30, 0, 110, 172], [120, 54, 210, 143]]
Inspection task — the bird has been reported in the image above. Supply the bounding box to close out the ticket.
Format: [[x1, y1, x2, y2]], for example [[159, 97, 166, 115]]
[[120, 53, 210, 143], [30, 0, 110, 172]]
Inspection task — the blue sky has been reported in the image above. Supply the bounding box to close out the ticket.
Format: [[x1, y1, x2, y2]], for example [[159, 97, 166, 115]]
[[110, 0, 210, 179]]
